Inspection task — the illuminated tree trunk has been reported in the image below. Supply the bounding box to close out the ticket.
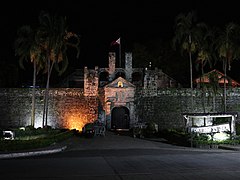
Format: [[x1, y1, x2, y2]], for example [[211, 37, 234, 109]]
[[223, 60, 227, 112], [31, 59, 36, 127], [189, 35, 194, 111], [43, 57, 54, 128]]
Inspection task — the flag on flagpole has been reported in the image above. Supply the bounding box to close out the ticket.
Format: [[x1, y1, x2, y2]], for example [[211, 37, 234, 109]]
[[111, 37, 120, 46], [110, 37, 122, 67]]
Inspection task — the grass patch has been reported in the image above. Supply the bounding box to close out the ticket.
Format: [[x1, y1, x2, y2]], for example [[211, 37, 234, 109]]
[[0, 129, 76, 152]]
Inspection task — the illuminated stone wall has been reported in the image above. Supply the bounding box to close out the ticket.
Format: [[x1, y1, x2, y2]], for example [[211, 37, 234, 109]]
[[1, 88, 240, 131], [84, 66, 99, 96], [0, 88, 98, 130], [125, 52, 133, 82], [135, 88, 240, 130]]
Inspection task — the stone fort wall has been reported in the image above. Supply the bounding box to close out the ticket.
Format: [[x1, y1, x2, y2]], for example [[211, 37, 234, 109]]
[[135, 88, 240, 130], [0, 88, 240, 130], [0, 88, 98, 130]]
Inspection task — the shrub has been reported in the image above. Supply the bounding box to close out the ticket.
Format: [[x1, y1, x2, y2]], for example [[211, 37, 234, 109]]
[[158, 128, 191, 147], [25, 125, 35, 131], [192, 133, 210, 146]]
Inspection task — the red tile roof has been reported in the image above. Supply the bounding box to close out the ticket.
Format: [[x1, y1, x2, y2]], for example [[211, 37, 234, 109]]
[[194, 69, 240, 87]]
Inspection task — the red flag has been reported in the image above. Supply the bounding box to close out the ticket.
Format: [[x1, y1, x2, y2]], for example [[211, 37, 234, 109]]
[[111, 38, 120, 46]]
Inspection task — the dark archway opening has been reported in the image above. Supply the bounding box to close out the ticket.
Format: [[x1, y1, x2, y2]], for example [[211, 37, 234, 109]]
[[111, 106, 130, 130]]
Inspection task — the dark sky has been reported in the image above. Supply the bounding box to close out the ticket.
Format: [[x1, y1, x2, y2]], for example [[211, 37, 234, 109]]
[[1, 0, 240, 70]]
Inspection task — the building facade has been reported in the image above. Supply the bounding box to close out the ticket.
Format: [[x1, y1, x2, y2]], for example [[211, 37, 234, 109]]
[[2, 52, 240, 132], [64, 52, 180, 130]]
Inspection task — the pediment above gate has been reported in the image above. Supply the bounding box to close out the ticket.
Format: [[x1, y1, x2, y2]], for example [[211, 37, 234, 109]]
[[103, 77, 136, 124], [104, 77, 135, 89]]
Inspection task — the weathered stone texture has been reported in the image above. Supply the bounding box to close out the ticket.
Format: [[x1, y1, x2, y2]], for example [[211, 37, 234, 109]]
[[125, 52, 133, 81], [1, 88, 240, 130], [84, 67, 99, 97], [0, 88, 98, 130], [135, 88, 240, 130]]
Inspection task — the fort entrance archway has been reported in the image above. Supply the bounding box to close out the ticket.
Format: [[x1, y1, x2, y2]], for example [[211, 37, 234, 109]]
[[111, 106, 130, 130]]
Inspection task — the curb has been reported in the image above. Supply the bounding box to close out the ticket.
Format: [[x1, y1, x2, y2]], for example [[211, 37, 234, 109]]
[[218, 145, 240, 151], [0, 146, 67, 159]]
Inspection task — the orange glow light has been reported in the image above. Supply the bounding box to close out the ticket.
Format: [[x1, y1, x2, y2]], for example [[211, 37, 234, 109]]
[[65, 112, 94, 131]]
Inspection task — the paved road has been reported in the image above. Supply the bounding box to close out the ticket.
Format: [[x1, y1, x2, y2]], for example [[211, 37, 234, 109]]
[[1, 131, 240, 180]]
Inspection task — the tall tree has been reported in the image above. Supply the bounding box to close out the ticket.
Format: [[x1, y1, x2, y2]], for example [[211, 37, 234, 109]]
[[195, 26, 216, 78], [37, 11, 80, 127], [14, 25, 45, 127], [172, 11, 205, 110], [195, 25, 215, 112], [15, 11, 80, 128], [214, 22, 240, 112]]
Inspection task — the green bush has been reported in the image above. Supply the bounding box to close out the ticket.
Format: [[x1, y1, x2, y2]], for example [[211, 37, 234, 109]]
[[158, 128, 191, 147], [192, 133, 210, 146], [159, 128, 240, 147], [25, 125, 35, 131]]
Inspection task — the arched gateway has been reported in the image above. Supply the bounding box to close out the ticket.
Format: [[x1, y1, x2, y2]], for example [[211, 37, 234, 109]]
[[111, 106, 130, 130], [104, 77, 136, 130]]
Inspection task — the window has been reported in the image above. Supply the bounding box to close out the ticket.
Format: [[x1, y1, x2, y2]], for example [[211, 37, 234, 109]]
[[118, 81, 123, 87]]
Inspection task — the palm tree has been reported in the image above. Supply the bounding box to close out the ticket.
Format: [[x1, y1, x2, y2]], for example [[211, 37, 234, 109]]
[[195, 26, 216, 78], [195, 26, 216, 112], [15, 11, 80, 128], [14, 25, 45, 127], [214, 22, 240, 112], [172, 11, 205, 110], [37, 11, 80, 127]]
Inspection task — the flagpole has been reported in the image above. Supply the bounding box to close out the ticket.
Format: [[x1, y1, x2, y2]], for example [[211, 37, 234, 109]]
[[119, 38, 121, 68], [110, 37, 121, 68]]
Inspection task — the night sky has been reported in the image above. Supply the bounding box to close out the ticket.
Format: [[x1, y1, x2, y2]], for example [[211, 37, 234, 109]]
[[1, 0, 240, 84]]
